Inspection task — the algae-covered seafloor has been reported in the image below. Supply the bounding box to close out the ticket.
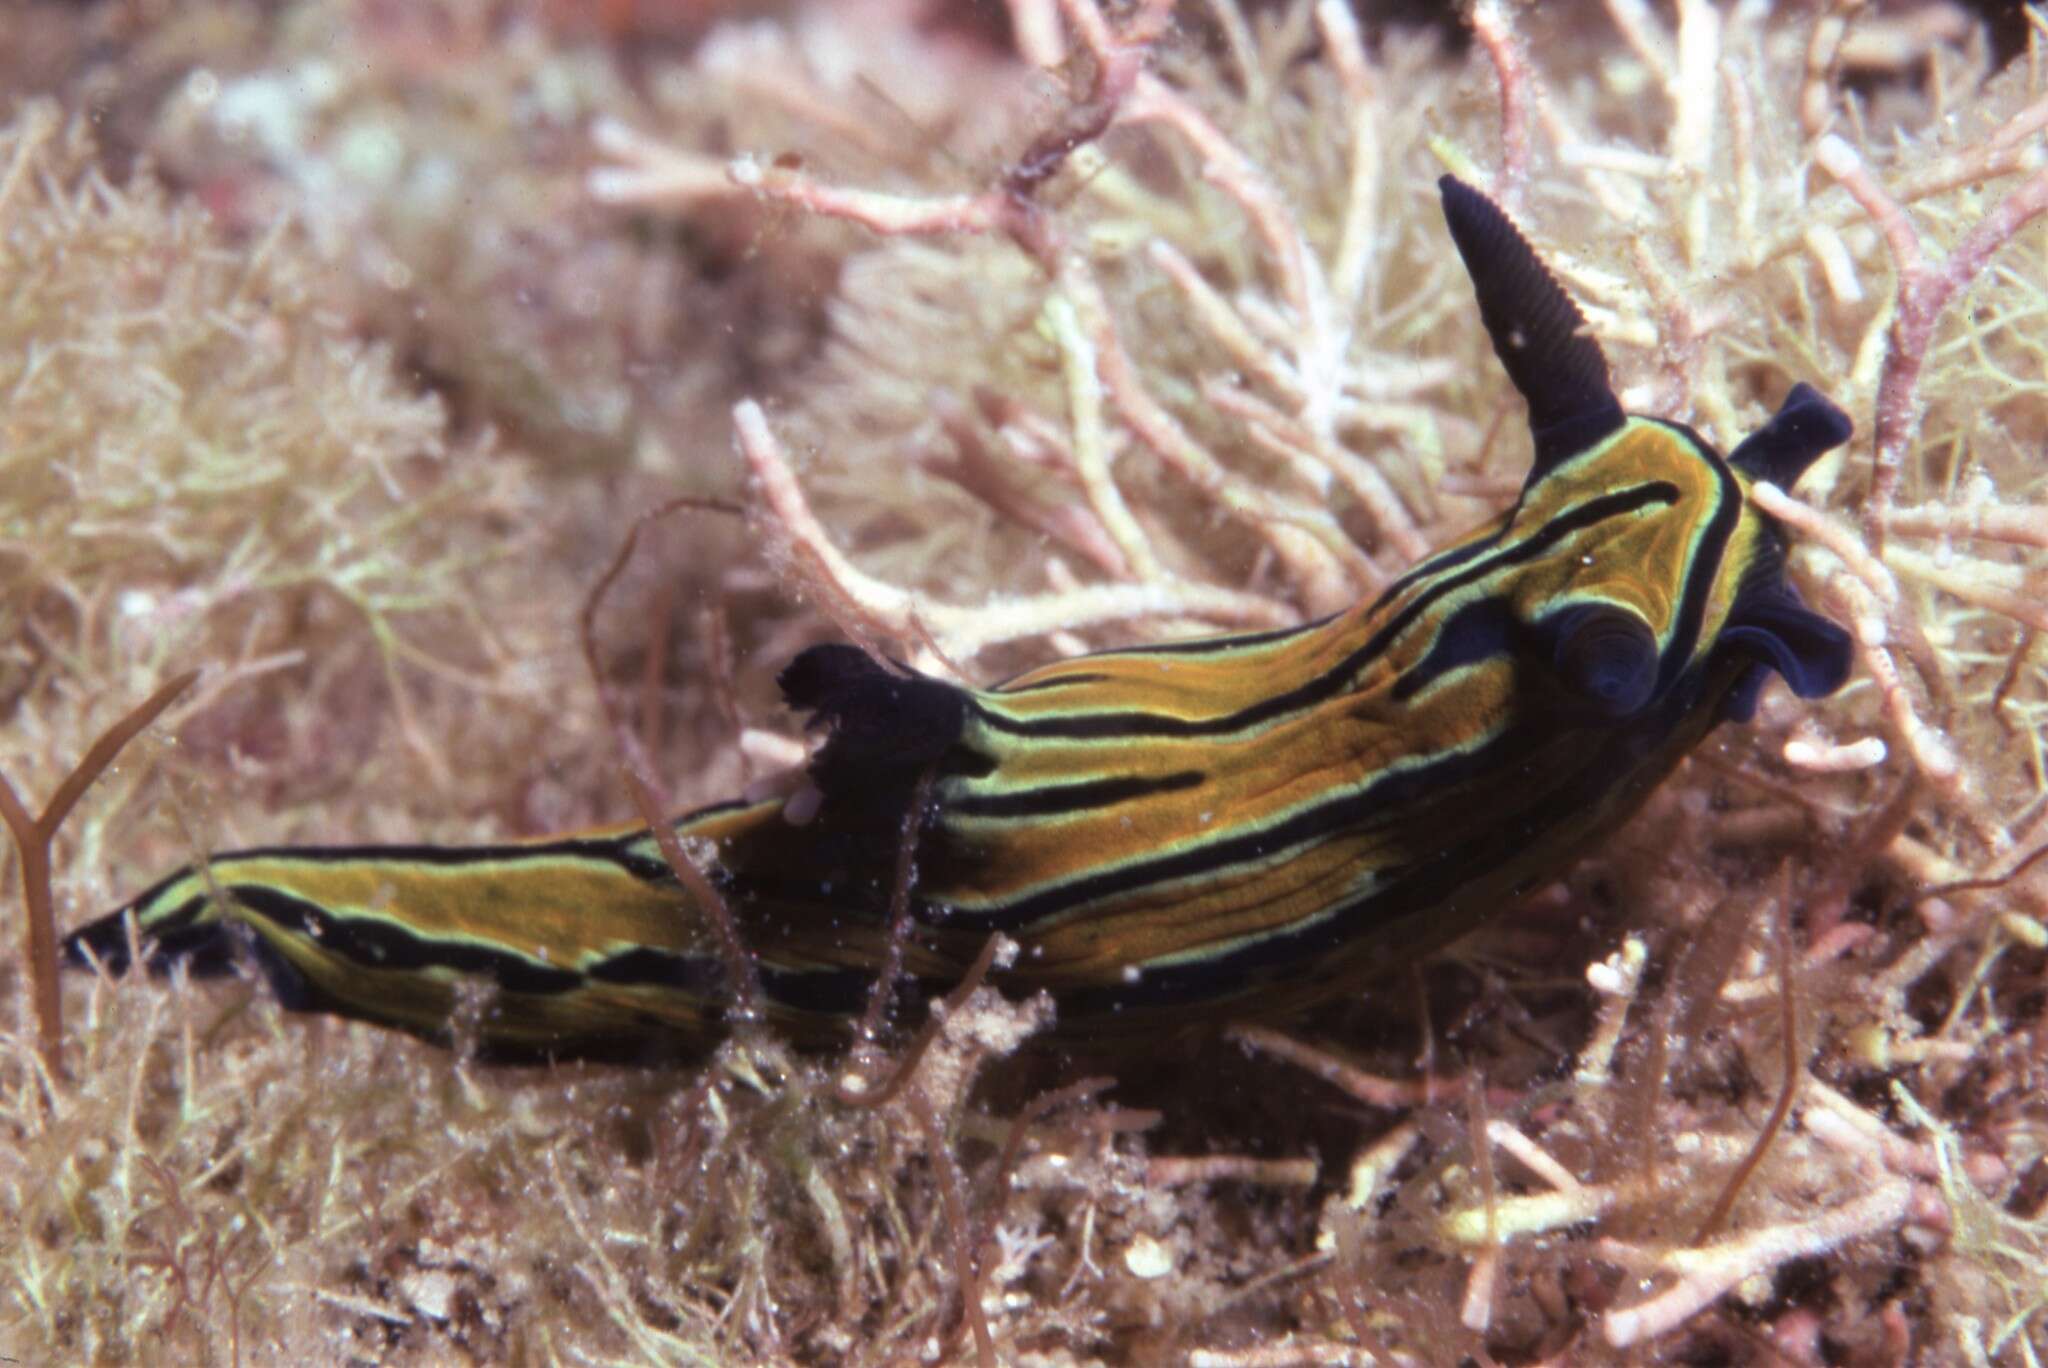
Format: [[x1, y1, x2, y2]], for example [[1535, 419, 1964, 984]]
[[4, 1, 2048, 1362]]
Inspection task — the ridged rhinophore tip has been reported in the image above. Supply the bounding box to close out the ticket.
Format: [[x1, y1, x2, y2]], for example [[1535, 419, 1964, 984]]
[[1437, 174, 1625, 470]]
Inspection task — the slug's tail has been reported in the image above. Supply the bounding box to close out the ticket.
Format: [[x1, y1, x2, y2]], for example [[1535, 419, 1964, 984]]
[[61, 645, 980, 1065], [64, 868, 246, 982], [58, 817, 782, 1065], [64, 872, 404, 1053]]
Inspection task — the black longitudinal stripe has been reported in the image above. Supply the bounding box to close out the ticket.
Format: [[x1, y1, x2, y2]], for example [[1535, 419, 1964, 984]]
[[1285, 439, 1579, 625], [1056, 676, 1713, 1013], [1104, 614, 1335, 657], [92, 862, 209, 932], [211, 798, 758, 880], [950, 770, 1205, 818], [231, 930, 713, 1066], [229, 884, 585, 995], [584, 945, 724, 993], [203, 838, 665, 880], [974, 482, 1681, 742], [948, 723, 1542, 931], [993, 671, 1111, 694], [1648, 427, 1741, 695], [760, 963, 881, 1015], [1371, 512, 1513, 606], [583, 948, 875, 1026]]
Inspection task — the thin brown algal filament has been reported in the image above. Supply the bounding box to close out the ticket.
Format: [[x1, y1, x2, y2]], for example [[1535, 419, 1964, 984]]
[[987, 1076, 1115, 1212], [578, 494, 764, 1023], [974, 1075, 1115, 1287], [1911, 837, 2048, 905], [852, 767, 939, 1053], [701, 604, 745, 767], [637, 575, 677, 760], [1694, 866, 1801, 1245], [908, 1084, 997, 1368], [619, 768, 763, 1028], [0, 668, 199, 1074], [833, 933, 1009, 1110]]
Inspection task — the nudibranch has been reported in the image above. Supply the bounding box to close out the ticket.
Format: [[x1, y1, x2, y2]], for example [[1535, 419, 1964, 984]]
[[67, 177, 1854, 1061]]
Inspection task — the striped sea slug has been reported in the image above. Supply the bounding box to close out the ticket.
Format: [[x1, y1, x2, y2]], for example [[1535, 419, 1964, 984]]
[[65, 176, 1854, 1063]]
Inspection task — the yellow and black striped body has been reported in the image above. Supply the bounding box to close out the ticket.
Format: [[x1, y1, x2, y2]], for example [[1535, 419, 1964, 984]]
[[927, 420, 1783, 1020], [66, 179, 1856, 1063]]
